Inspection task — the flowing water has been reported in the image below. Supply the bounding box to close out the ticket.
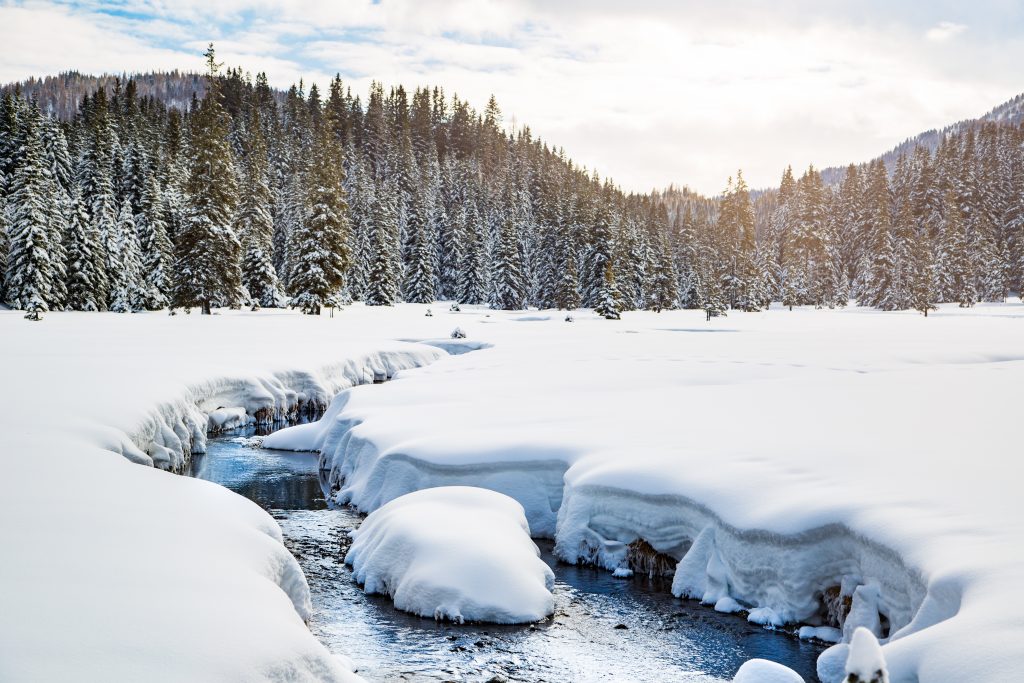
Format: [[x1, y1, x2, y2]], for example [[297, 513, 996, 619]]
[[191, 429, 824, 682]]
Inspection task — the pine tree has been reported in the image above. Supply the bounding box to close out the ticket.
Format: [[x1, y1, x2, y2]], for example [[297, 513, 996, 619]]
[[287, 129, 351, 314], [236, 109, 282, 308], [939, 191, 976, 307], [364, 177, 401, 306], [402, 170, 437, 303], [458, 197, 488, 304], [173, 45, 242, 314], [64, 187, 107, 311], [489, 202, 528, 310], [109, 200, 146, 312], [594, 260, 621, 320], [4, 112, 59, 313]]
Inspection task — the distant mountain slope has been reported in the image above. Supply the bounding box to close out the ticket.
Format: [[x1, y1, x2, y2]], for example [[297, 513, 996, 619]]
[[1, 71, 208, 119], [820, 92, 1024, 185]]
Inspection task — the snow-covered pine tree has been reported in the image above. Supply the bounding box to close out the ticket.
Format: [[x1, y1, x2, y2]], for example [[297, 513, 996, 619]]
[[236, 109, 283, 308], [489, 197, 528, 310], [287, 128, 351, 314], [584, 193, 615, 307], [109, 200, 146, 312], [64, 187, 107, 311], [594, 260, 621, 320], [173, 45, 243, 314], [458, 196, 488, 304], [647, 228, 679, 312], [4, 111, 60, 313], [907, 225, 937, 316], [364, 177, 401, 306], [402, 168, 437, 303], [938, 190, 976, 307]]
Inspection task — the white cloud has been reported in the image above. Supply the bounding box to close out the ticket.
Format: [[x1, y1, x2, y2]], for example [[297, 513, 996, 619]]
[[0, 2, 1020, 194], [926, 21, 968, 42]]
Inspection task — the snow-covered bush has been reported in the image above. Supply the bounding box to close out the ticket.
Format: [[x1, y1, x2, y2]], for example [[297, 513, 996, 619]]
[[845, 627, 888, 683], [451, 327, 466, 339]]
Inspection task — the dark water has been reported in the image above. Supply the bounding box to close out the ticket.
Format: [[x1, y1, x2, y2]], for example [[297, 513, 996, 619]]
[[191, 430, 824, 682]]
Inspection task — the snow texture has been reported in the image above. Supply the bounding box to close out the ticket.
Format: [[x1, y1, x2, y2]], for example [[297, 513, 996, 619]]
[[845, 627, 889, 682], [0, 306, 446, 682], [345, 486, 555, 623], [265, 302, 1024, 683], [733, 658, 806, 682]]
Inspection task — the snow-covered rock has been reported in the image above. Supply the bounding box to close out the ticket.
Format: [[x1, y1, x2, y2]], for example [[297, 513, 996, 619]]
[[346, 486, 555, 623], [733, 658, 806, 682]]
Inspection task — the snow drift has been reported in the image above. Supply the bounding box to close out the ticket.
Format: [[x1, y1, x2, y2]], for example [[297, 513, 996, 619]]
[[0, 307, 451, 682], [346, 486, 555, 623], [266, 302, 1024, 682]]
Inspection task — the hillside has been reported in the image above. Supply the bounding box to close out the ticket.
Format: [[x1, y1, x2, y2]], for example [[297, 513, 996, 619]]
[[820, 91, 1024, 185]]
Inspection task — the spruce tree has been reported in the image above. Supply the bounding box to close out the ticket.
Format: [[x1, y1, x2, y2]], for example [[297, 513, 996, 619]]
[[594, 260, 621, 320], [287, 129, 351, 314], [64, 187, 106, 311], [236, 109, 282, 307], [4, 112, 59, 313], [109, 200, 146, 312], [364, 177, 401, 306], [173, 45, 243, 314]]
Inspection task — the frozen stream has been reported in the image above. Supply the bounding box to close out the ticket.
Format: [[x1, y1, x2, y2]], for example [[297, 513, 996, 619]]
[[191, 429, 824, 682]]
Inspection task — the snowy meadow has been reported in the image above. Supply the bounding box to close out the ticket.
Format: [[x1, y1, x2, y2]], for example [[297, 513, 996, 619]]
[[0, 302, 1021, 682]]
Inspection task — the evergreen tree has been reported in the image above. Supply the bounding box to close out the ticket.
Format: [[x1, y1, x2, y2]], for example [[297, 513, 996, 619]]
[[4, 112, 59, 313], [109, 200, 146, 312], [236, 109, 282, 307], [364, 178, 401, 306], [64, 187, 107, 311], [173, 45, 242, 314], [287, 129, 351, 314], [594, 260, 621, 320]]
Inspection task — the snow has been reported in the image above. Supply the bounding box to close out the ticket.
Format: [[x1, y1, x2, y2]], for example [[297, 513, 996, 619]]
[[845, 627, 889, 682], [264, 301, 1024, 683], [2, 301, 1023, 681], [345, 486, 555, 623], [799, 625, 843, 643], [733, 659, 806, 682], [0, 306, 446, 682]]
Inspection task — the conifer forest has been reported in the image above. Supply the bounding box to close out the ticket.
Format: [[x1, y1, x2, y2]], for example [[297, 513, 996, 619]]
[[3, 46, 1022, 321]]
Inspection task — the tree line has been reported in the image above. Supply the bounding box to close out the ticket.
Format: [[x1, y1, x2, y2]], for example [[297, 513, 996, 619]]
[[1, 47, 1022, 320]]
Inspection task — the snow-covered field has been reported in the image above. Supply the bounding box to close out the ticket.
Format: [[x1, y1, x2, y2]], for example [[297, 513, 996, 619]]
[[1, 302, 1021, 681], [267, 302, 1024, 683]]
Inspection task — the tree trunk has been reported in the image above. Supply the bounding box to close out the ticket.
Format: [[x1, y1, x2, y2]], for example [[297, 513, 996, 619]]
[[202, 299, 211, 315]]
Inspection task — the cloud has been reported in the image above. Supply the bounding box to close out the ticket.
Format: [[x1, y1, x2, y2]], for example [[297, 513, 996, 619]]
[[926, 21, 968, 42], [1, 2, 1021, 194]]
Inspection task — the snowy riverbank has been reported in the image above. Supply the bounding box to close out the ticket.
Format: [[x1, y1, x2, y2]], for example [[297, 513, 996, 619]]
[[0, 307, 449, 682], [264, 301, 1024, 683]]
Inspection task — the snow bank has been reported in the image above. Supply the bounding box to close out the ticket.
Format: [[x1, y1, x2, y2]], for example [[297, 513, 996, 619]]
[[346, 486, 555, 623], [733, 659, 806, 682], [268, 302, 1024, 682], [0, 306, 457, 682]]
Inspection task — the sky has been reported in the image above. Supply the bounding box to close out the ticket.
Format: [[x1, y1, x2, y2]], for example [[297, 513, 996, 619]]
[[1, 0, 1023, 195]]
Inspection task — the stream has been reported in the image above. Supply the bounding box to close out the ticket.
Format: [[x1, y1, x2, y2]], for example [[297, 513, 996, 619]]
[[191, 427, 824, 682]]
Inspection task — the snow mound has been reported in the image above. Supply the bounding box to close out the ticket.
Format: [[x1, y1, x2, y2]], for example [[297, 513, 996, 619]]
[[345, 486, 555, 624], [733, 659, 805, 682], [846, 627, 888, 683]]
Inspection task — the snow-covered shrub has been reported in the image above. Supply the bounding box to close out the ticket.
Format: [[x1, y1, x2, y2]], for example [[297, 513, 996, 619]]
[[565, 314, 574, 322], [451, 327, 467, 339], [450, 303, 461, 312], [425, 308, 433, 317]]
